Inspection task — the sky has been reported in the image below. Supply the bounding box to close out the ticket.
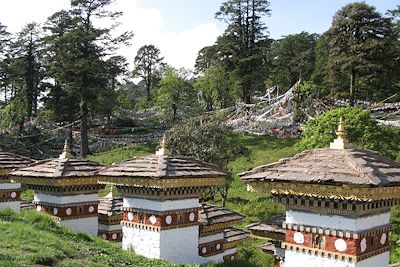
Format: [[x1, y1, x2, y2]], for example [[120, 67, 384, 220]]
[[0, 0, 398, 70]]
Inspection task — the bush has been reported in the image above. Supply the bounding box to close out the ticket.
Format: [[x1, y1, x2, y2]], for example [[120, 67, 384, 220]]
[[297, 107, 400, 160]]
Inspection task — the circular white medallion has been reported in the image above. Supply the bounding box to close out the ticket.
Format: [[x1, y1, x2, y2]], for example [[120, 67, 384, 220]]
[[165, 215, 172, 225], [53, 208, 58, 215], [335, 239, 347, 252], [380, 233, 387, 245], [360, 237, 367, 253], [293, 232, 304, 244], [36, 205, 42, 212], [189, 212, 195, 222], [231, 255, 235, 260], [102, 234, 107, 239], [216, 244, 221, 250], [150, 215, 157, 225], [112, 233, 117, 240], [10, 192, 17, 199], [127, 212, 134, 221], [88, 206, 95, 213], [66, 208, 72, 216], [202, 247, 207, 254]]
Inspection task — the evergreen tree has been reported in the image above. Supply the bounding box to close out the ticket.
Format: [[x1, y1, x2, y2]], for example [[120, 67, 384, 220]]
[[270, 31, 318, 89], [215, 0, 271, 103], [326, 2, 395, 103], [133, 44, 165, 101], [45, 0, 132, 157]]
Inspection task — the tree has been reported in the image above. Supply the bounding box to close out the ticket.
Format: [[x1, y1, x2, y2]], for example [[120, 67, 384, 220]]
[[271, 32, 318, 89], [215, 0, 271, 103], [194, 66, 234, 111], [0, 22, 12, 103], [45, 0, 132, 157], [133, 44, 164, 101], [156, 67, 197, 122], [297, 107, 400, 160], [12, 22, 45, 119], [326, 3, 395, 103], [169, 119, 248, 206]]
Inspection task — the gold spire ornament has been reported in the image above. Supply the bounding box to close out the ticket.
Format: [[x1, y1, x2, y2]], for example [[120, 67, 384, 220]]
[[59, 139, 73, 159], [330, 117, 353, 149], [156, 133, 171, 156]]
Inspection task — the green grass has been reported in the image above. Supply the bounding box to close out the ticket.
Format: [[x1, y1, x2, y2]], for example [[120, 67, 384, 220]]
[[0, 209, 178, 267], [89, 143, 158, 165]]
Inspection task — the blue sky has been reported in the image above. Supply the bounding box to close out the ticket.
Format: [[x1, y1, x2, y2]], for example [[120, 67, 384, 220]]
[[138, 0, 399, 38], [0, 0, 398, 69]]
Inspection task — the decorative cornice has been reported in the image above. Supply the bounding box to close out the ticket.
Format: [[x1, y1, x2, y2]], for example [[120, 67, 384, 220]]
[[276, 195, 396, 217], [11, 176, 100, 187], [248, 181, 400, 202], [282, 243, 390, 262], [99, 176, 226, 189], [201, 220, 243, 235], [121, 220, 199, 231], [283, 223, 390, 240], [223, 238, 249, 250]]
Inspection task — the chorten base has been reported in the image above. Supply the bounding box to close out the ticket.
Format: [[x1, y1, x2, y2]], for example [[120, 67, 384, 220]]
[[59, 217, 98, 236], [0, 201, 20, 212]]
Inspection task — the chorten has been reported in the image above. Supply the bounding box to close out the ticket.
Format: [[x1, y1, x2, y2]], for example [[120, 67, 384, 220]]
[[98, 187, 123, 243], [10, 141, 104, 235], [199, 203, 249, 262], [98, 135, 228, 264], [240, 118, 400, 267], [0, 151, 33, 211], [247, 214, 286, 267]]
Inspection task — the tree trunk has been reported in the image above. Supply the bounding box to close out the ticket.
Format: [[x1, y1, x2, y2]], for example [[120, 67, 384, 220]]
[[221, 186, 229, 207], [80, 91, 90, 157], [349, 69, 356, 106]]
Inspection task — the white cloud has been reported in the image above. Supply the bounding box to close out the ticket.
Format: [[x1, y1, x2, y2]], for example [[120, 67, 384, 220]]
[[0, 0, 221, 70]]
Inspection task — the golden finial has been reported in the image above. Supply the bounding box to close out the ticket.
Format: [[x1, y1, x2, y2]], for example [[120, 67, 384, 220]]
[[59, 139, 73, 159], [330, 116, 352, 149], [156, 133, 171, 156]]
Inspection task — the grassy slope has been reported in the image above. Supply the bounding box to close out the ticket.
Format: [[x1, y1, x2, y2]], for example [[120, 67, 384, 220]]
[[0, 209, 178, 267]]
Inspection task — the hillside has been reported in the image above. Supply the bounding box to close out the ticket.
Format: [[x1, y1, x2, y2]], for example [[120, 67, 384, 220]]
[[0, 209, 177, 267]]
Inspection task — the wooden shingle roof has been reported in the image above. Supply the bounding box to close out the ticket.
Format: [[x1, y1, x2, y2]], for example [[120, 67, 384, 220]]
[[200, 203, 245, 226], [10, 158, 104, 178], [240, 148, 400, 186], [99, 155, 228, 179], [0, 152, 33, 171], [224, 227, 249, 243], [98, 191, 123, 216], [247, 214, 286, 235]]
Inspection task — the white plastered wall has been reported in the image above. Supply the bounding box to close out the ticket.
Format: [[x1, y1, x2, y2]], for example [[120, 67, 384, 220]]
[[0, 183, 21, 190], [34, 192, 98, 204], [122, 226, 161, 258], [283, 250, 389, 267], [123, 197, 200, 211], [0, 201, 20, 212], [286, 210, 390, 232], [61, 217, 98, 236]]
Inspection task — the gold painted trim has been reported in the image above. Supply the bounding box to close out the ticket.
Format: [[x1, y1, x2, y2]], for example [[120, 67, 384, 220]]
[[121, 220, 199, 231], [11, 176, 100, 187], [248, 181, 400, 202], [223, 238, 249, 250], [99, 176, 226, 189], [201, 220, 243, 235]]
